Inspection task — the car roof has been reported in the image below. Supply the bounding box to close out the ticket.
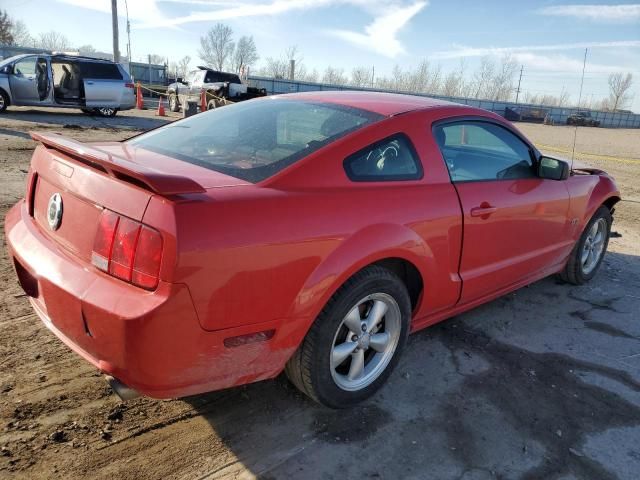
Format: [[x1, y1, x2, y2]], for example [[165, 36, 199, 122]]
[[277, 90, 464, 117]]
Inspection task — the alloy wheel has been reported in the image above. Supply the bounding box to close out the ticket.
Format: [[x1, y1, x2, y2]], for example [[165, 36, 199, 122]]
[[581, 218, 607, 274], [330, 293, 401, 391]]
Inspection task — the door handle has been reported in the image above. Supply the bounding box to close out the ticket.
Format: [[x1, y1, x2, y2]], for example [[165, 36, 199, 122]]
[[470, 205, 497, 217], [86, 81, 94, 85]]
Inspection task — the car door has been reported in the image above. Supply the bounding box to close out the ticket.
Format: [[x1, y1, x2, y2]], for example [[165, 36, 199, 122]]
[[433, 119, 572, 303], [9, 56, 41, 104], [80, 61, 123, 108]]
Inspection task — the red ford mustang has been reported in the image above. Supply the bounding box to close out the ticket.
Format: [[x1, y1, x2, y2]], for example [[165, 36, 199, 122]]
[[5, 92, 620, 408]]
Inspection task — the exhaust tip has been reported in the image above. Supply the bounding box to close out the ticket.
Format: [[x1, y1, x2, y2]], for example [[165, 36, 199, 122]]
[[105, 375, 140, 401]]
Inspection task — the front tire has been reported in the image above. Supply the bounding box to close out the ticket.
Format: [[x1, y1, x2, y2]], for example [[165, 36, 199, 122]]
[[560, 206, 612, 285], [286, 265, 411, 408], [168, 94, 180, 112]]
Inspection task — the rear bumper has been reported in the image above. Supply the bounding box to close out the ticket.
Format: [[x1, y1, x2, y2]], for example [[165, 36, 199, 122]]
[[4, 201, 299, 398]]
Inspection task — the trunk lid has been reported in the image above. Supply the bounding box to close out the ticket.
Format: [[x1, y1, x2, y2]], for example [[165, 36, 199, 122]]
[[28, 132, 241, 264]]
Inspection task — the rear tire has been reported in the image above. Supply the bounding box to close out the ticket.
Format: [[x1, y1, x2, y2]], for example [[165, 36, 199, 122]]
[[286, 265, 411, 408], [0, 89, 9, 113], [560, 206, 612, 285], [96, 107, 117, 117]]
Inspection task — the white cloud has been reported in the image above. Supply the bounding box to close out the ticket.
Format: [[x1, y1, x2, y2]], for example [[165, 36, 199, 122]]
[[538, 4, 640, 22], [510, 52, 630, 74], [431, 40, 640, 59], [327, 1, 427, 58], [56, 0, 426, 58]]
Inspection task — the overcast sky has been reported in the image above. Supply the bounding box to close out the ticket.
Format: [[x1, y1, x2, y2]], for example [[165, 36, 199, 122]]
[[4, 0, 640, 111]]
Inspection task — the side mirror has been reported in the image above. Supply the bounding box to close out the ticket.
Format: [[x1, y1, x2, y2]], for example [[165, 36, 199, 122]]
[[0, 65, 10, 74], [176, 77, 184, 84], [538, 156, 570, 181]]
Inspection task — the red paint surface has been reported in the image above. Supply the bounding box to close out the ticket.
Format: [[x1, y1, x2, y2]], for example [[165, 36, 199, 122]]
[[4, 92, 620, 398]]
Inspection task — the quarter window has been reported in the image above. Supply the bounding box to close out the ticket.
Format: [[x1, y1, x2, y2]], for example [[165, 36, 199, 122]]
[[344, 134, 423, 182], [434, 121, 535, 182]]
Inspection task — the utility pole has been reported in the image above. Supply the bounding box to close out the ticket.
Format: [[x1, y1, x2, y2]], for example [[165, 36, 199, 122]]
[[111, 0, 120, 63], [371, 65, 375, 88], [515, 65, 523, 103], [124, 0, 131, 71], [571, 48, 588, 163], [289, 59, 295, 80]]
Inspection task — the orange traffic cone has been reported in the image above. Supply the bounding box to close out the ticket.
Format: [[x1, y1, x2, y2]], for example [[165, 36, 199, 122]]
[[136, 83, 144, 109], [156, 96, 166, 116], [200, 89, 207, 112]]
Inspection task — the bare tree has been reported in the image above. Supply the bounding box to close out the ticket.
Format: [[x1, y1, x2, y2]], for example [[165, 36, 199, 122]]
[[258, 45, 309, 80], [557, 86, 570, 107], [607, 72, 633, 111], [178, 55, 191, 78], [233, 36, 258, 74], [260, 57, 288, 78], [77, 44, 97, 56], [168, 61, 178, 79], [0, 10, 13, 45], [9, 19, 34, 47], [147, 54, 165, 65], [322, 66, 347, 85], [199, 23, 235, 71], [351, 66, 373, 88], [37, 31, 71, 51], [301, 68, 319, 83], [472, 56, 495, 99], [442, 60, 467, 97]]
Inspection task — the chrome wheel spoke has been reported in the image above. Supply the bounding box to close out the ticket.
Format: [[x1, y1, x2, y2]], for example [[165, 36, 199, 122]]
[[343, 306, 362, 333], [365, 300, 388, 332], [369, 332, 390, 353], [332, 341, 357, 366], [347, 349, 365, 380], [330, 293, 402, 392], [581, 247, 590, 265]]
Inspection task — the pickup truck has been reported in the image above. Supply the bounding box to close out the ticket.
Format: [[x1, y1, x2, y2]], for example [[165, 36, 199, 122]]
[[166, 66, 266, 111], [566, 111, 600, 127]]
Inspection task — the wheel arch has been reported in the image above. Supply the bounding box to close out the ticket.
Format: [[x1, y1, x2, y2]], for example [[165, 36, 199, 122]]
[[288, 223, 431, 326]]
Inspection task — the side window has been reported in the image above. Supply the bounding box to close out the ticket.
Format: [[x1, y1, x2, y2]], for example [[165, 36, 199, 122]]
[[434, 121, 535, 182], [344, 134, 423, 182], [12, 57, 37, 78], [78, 62, 122, 79]]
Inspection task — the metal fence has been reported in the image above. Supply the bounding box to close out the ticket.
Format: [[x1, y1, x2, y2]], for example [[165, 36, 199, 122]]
[[247, 76, 640, 129]]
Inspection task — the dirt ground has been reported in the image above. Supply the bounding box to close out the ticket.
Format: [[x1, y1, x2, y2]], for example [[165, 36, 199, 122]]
[[1, 107, 639, 480]]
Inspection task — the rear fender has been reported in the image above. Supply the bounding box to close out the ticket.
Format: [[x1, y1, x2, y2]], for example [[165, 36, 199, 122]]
[[287, 223, 431, 337]]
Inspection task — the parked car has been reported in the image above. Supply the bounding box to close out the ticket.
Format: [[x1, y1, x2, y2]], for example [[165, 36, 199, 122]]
[[567, 111, 600, 127], [0, 54, 135, 117], [166, 66, 266, 112], [5, 92, 620, 408]]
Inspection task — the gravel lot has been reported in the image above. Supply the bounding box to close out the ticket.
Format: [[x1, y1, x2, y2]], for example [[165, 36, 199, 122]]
[[1, 107, 639, 480]]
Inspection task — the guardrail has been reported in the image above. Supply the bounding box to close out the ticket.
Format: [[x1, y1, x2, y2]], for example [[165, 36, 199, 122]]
[[246, 76, 640, 129]]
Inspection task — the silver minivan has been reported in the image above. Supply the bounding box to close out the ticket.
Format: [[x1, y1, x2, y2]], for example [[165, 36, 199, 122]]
[[0, 54, 136, 117]]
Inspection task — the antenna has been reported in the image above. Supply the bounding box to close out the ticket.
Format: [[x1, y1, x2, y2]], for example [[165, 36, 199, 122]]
[[570, 48, 588, 170]]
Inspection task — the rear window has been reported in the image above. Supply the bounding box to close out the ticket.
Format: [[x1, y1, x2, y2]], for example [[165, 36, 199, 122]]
[[204, 70, 241, 84], [78, 62, 122, 79], [127, 99, 383, 183]]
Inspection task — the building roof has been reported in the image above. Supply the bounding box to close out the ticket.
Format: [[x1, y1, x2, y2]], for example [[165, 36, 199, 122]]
[[279, 90, 464, 116]]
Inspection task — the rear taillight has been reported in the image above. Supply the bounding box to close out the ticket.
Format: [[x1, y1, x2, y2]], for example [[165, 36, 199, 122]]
[[91, 209, 163, 290], [25, 171, 37, 216], [125, 82, 135, 89]]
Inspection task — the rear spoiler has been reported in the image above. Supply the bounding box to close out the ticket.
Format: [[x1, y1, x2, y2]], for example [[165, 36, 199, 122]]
[[30, 132, 206, 195]]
